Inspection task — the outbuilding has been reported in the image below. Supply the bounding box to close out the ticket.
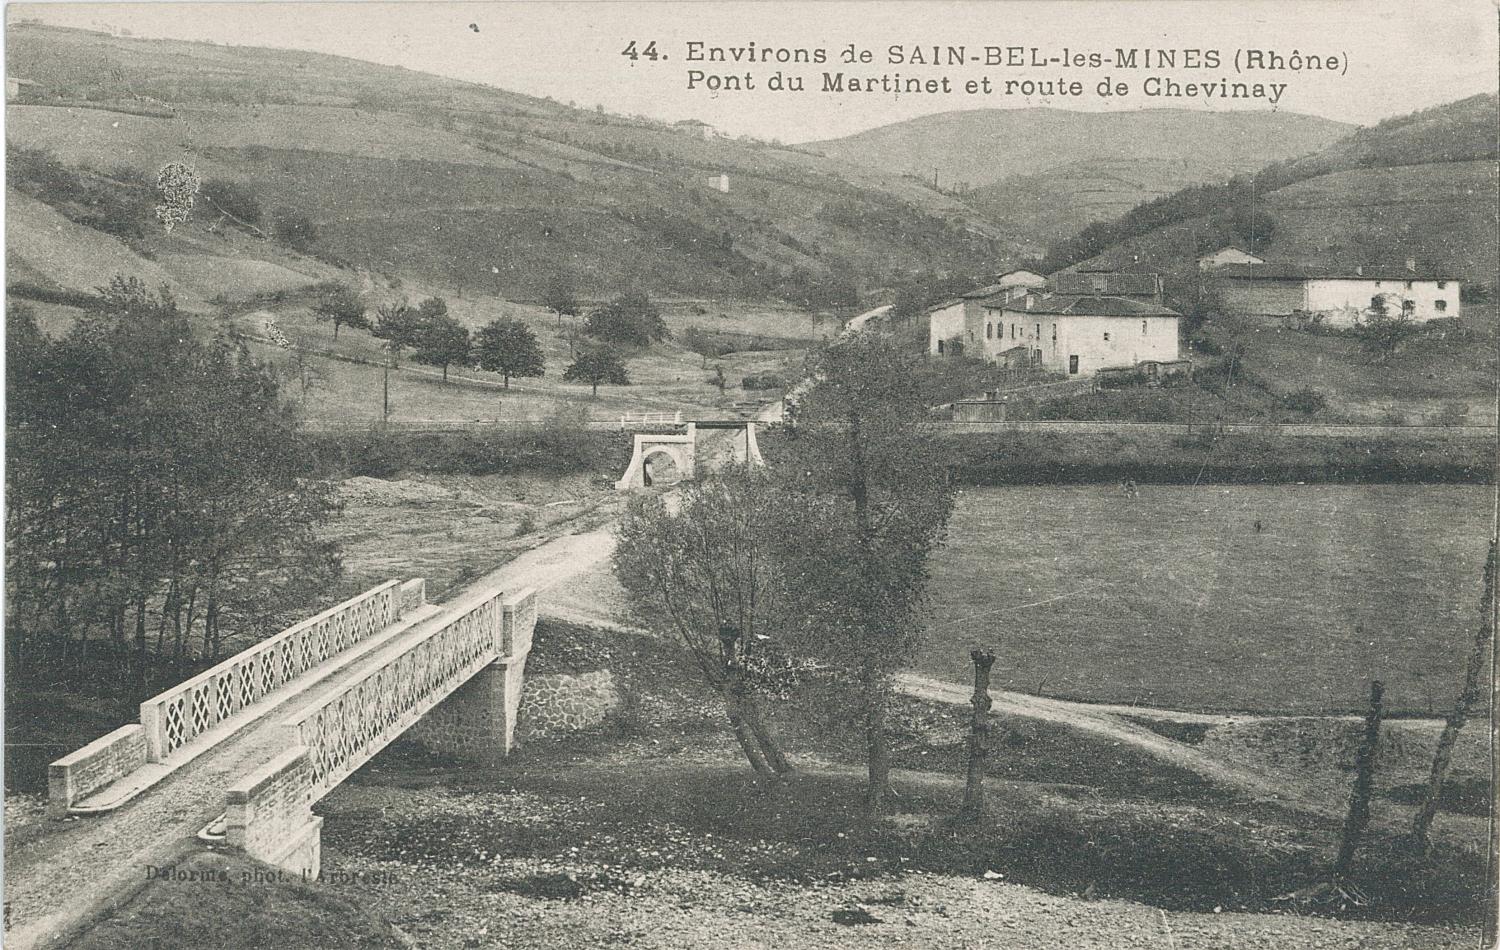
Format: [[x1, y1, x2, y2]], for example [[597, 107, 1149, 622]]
[[1212, 261, 1460, 325]]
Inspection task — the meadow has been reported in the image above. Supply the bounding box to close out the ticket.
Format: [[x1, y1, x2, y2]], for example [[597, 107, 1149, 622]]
[[922, 483, 1493, 715]]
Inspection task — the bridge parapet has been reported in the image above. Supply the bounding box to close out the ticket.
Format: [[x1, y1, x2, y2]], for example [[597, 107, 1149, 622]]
[[281, 585, 514, 800], [225, 745, 322, 878], [139, 581, 404, 762]]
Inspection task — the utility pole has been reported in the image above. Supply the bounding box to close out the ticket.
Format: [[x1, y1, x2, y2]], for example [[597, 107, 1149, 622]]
[[382, 345, 391, 424]]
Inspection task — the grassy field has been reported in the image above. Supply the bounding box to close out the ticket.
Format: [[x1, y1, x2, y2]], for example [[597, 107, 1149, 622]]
[[235, 291, 805, 426], [1204, 311, 1498, 425], [923, 484, 1493, 715]]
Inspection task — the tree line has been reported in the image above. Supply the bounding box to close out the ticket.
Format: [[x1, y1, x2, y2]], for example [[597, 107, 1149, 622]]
[[6, 277, 341, 685]]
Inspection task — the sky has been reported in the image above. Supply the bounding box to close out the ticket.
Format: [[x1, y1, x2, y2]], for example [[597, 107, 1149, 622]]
[[10, 0, 1498, 141]]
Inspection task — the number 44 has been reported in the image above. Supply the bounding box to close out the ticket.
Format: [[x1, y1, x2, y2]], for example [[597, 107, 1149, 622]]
[[621, 40, 661, 61]]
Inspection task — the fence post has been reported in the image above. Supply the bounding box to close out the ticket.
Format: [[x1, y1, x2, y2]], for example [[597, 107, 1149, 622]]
[[1334, 679, 1384, 880], [960, 649, 996, 821]]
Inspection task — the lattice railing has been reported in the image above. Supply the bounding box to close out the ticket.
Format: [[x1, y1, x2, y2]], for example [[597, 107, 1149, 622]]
[[140, 581, 403, 761], [282, 586, 513, 798]]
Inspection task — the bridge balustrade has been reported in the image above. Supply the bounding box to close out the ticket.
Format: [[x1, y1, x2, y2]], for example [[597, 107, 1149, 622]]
[[139, 581, 403, 761], [281, 586, 527, 798]]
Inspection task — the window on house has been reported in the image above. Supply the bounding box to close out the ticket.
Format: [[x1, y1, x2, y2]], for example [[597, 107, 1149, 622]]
[[1011, 324, 1016, 340], [986, 322, 993, 339], [937, 340, 945, 354], [1103, 332, 1110, 342], [1142, 320, 1148, 335], [1051, 324, 1057, 342], [1436, 300, 1448, 312], [1035, 324, 1040, 339], [1438, 281, 1448, 289]]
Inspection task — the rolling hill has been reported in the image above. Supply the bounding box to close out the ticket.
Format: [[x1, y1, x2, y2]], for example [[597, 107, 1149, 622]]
[[805, 108, 1351, 247], [1057, 94, 1500, 288], [4, 23, 1007, 309]]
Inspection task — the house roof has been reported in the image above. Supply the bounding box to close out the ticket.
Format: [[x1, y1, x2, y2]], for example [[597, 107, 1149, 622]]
[[1052, 271, 1163, 297], [674, 118, 711, 126], [1211, 263, 1458, 282], [1197, 245, 1262, 260], [984, 293, 1181, 318], [960, 283, 1006, 299], [995, 269, 1047, 284]]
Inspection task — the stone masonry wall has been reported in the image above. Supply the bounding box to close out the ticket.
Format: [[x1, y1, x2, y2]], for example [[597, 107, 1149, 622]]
[[515, 671, 623, 743], [225, 745, 319, 875], [47, 724, 147, 817], [404, 657, 526, 763]]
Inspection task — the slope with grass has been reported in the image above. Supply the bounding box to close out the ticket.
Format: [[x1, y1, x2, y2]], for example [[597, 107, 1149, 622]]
[[5, 23, 1005, 306], [806, 107, 1349, 249], [1059, 95, 1499, 287]]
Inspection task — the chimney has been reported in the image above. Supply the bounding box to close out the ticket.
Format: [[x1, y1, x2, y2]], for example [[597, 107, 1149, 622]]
[[1405, 257, 1416, 273], [1355, 265, 1363, 276]]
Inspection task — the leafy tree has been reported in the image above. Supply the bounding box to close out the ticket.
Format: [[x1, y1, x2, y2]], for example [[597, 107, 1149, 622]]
[[542, 274, 581, 326], [585, 291, 668, 347], [1357, 297, 1422, 363], [371, 301, 423, 363], [681, 325, 731, 367], [310, 282, 368, 339], [613, 472, 796, 776], [6, 275, 340, 679], [412, 304, 471, 382], [563, 345, 631, 396], [154, 161, 200, 233], [768, 333, 956, 813], [475, 318, 545, 388]]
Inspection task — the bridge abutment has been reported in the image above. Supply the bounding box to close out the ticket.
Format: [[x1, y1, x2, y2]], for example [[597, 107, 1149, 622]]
[[403, 588, 538, 763], [403, 655, 529, 763]]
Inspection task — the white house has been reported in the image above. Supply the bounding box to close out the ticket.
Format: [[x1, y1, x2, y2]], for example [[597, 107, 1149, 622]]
[[927, 283, 1010, 356], [981, 292, 1182, 377], [1212, 261, 1460, 325], [1196, 246, 1265, 271]]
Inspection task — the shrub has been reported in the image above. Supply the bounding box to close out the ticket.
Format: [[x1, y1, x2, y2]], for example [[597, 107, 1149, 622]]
[[1283, 387, 1328, 415], [741, 372, 785, 390]]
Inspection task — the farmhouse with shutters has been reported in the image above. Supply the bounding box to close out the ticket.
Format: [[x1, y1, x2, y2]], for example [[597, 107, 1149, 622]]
[[981, 291, 1182, 377]]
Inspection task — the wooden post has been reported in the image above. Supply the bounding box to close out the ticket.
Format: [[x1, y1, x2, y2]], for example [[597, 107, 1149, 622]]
[[1411, 540, 1496, 855], [960, 649, 996, 821], [1334, 679, 1383, 880]]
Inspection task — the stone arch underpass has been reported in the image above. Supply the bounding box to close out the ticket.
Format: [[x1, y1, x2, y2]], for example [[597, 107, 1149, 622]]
[[614, 420, 764, 490], [24, 578, 537, 947]]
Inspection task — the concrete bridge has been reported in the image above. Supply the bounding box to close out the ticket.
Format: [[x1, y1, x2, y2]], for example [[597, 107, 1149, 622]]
[[13, 576, 539, 949]]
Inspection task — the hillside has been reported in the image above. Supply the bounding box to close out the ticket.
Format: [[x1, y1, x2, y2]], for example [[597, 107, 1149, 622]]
[[4, 23, 1005, 308], [806, 108, 1349, 247], [1057, 95, 1500, 287]]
